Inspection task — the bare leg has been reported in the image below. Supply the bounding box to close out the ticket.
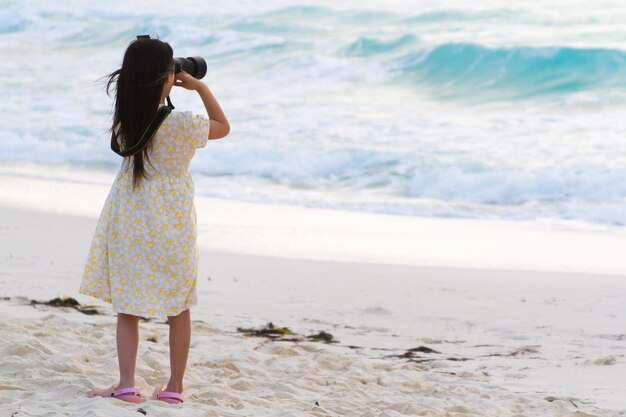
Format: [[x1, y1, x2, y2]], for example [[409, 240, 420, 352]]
[[116, 312, 140, 387], [87, 312, 141, 402], [165, 308, 191, 393]]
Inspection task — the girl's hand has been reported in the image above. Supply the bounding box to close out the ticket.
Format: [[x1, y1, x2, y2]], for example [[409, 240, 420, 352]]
[[174, 71, 203, 91]]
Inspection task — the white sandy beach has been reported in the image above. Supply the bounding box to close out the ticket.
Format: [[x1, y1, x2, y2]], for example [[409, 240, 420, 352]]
[[1, 173, 625, 416]]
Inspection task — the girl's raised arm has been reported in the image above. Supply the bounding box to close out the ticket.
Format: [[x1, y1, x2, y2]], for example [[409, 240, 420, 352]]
[[175, 72, 230, 140]]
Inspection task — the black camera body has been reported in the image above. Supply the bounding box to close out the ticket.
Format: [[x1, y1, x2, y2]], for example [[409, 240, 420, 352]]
[[174, 56, 207, 79]]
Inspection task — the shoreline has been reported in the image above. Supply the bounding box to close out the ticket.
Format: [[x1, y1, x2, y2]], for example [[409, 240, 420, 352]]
[[2, 172, 626, 275]]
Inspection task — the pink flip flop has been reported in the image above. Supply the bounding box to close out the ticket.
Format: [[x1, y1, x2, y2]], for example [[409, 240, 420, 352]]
[[111, 387, 142, 403], [153, 385, 184, 404]]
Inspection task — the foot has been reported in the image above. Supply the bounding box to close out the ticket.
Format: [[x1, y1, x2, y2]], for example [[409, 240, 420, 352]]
[[152, 384, 184, 404], [87, 384, 143, 403]]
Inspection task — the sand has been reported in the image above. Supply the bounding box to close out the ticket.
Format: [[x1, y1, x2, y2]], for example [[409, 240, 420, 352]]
[[0, 173, 625, 416]]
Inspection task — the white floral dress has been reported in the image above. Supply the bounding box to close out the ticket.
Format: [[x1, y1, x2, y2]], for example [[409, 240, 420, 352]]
[[79, 110, 210, 318]]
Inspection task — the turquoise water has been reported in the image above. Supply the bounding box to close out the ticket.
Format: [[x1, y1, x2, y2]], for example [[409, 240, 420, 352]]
[[2, 0, 626, 226]]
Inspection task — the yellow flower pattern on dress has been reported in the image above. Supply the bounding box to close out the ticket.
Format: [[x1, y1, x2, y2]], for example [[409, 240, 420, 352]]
[[79, 111, 210, 318]]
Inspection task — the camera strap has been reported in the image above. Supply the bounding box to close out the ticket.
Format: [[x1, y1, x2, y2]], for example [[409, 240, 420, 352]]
[[111, 97, 175, 157]]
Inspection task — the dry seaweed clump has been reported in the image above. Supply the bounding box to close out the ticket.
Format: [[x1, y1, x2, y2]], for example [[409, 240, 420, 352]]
[[30, 297, 103, 315], [306, 331, 336, 343], [385, 345, 470, 363], [237, 322, 338, 344], [237, 322, 297, 339]]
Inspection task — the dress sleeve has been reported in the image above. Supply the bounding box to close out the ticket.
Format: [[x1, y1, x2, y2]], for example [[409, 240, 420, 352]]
[[182, 111, 210, 149]]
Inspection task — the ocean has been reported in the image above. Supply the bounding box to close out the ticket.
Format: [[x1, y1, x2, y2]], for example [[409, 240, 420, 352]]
[[2, 0, 626, 227]]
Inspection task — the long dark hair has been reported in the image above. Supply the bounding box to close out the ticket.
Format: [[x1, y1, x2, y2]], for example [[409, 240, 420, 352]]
[[106, 38, 174, 189]]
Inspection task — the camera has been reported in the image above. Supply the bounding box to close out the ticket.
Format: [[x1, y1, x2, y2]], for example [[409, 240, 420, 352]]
[[136, 35, 207, 79], [174, 56, 207, 79]]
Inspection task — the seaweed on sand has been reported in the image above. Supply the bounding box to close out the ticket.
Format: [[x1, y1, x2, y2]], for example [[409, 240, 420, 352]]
[[306, 331, 337, 343], [237, 322, 339, 344], [237, 322, 295, 338], [385, 345, 469, 363], [236, 322, 302, 342], [30, 296, 103, 315]]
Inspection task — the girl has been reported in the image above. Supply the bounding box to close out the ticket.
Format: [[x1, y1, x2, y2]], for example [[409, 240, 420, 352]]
[[79, 37, 230, 404]]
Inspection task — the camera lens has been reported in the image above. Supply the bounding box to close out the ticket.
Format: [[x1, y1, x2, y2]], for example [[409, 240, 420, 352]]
[[174, 56, 207, 79]]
